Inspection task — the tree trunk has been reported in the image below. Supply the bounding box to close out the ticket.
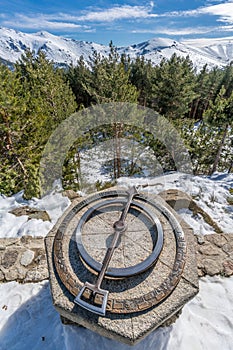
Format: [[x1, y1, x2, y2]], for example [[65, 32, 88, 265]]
[[190, 98, 199, 119], [228, 159, 233, 173], [113, 123, 122, 179], [210, 124, 229, 175], [115, 123, 122, 178]]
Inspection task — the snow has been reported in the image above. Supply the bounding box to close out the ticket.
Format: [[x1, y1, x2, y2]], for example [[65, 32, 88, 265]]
[[0, 189, 70, 238], [0, 277, 232, 350], [119, 36, 233, 69], [118, 172, 233, 234], [1, 27, 233, 69], [0, 27, 109, 66], [0, 172, 233, 349]]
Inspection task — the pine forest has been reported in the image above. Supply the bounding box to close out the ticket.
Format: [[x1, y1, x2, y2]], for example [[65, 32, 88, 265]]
[[0, 43, 233, 198]]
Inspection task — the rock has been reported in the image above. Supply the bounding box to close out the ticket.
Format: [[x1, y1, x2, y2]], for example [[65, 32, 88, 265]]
[[195, 233, 233, 277], [10, 206, 51, 221], [196, 235, 205, 245], [0, 237, 49, 283], [5, 268, 22, 281], [62, 190, 81, 200], [1, 250, 19, 268], [159, 189, 192, 210], [222, 242, 233, 254], [223, 260, 233, 277], [198, 242, 222, 256], [0, 270, 5, 281], [20, 235, 33, 244], [206, 234, 228, 248], [25, 268, 49, 282], [159, 189, 223, 233], [20, 250, 35, 266], [201, 258, 222, 276]]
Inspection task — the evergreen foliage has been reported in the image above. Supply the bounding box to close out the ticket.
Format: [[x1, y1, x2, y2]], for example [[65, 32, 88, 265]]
[[204, 86, 233, 174], [151, 54, 197, 119], [66, 56, 93, 108], [0, 51, 76, 198], [129, 56, 154, 107], [1, 45, 233, 198]]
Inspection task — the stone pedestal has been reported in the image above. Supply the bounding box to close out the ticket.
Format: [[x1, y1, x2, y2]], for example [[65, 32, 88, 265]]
[[44, 189, 199, 345]]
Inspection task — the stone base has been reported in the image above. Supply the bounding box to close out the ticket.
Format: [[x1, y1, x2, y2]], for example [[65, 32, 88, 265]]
[[45, 191, 199, 345], [0, 236, 48, 283], [195, 234, 233, 277], [60, 308, 183, 328], [60, 315, 85, 326]]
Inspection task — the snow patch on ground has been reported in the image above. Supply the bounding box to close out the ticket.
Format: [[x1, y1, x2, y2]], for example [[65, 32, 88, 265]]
[[118, 172, 233, 234], [0, 190, 70, 238], [0, 277, 232, 350], [0, 281, 65, 350]]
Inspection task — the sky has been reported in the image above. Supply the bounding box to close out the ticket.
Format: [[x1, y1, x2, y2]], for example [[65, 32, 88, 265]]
[[0, 1, 233, 46]]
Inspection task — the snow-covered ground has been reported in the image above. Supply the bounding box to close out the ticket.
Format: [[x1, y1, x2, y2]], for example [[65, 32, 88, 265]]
[[0, 172, 233, 349], [118, 172, 233, 234]]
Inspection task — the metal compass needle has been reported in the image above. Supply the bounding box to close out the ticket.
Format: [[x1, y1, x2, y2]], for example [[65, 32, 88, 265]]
[[94, 186, 138, 287], [74, 186, 138, 315]]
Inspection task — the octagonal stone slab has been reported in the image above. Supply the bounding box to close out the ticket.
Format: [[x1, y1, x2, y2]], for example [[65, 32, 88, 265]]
[[45, 190, 199, 345]]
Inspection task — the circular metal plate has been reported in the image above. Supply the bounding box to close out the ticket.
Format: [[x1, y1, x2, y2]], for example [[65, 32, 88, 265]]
[[75, 198, 164, 277]]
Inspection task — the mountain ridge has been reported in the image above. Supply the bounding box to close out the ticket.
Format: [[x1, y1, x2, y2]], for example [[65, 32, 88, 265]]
[[0, 27, 233, 70]]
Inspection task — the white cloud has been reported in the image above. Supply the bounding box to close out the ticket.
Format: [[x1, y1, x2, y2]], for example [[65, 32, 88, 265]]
[[78, 5, 158, 22], [0, 4, 159, 32], [2, 13, 92, 31], [199, 1, 233, 23], [131, 26, 217, 36], [2, 2, 233, 39], [162, 1, 233, 24], [219, 24, 233, 30]]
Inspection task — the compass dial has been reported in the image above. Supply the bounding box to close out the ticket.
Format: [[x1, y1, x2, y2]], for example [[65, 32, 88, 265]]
[[53, 189, 186, 314], [76, 198, 164, 277]]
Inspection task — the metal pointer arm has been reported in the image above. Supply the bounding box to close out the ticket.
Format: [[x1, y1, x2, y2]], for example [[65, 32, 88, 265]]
[[95, 186, 138, 289], [74, 186, 138, 315]]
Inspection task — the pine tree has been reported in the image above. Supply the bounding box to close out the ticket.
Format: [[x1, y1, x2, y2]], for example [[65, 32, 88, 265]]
[[66, 56, 93, 108], [0, 50, 77, 198], [152, 54, 197, 119], [130, 56, 154, 107], [214, 63, 233, 99], [86, 43, 139, 178], [204, 86, 233, 174], [190, 66, 225, 120], [0, 64, 28, 194], [88, 42, 138, 104]]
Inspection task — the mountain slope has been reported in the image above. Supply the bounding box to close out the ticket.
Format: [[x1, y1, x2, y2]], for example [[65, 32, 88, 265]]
[[119, 36, 233, 69], [0, 27, 109, 67], [0, 27, 233, 69]]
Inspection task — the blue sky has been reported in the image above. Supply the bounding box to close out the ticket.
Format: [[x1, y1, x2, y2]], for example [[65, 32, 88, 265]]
[[0, 1, 233, 45]]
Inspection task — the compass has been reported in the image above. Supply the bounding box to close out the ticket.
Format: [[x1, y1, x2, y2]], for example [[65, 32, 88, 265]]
[[52, 186, 187, 317]]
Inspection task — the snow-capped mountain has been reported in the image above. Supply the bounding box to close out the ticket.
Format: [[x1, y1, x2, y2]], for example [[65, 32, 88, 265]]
[[119, 36, 233, 69], [0, 27, 233, 70], [0, 27, 109, 67]]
